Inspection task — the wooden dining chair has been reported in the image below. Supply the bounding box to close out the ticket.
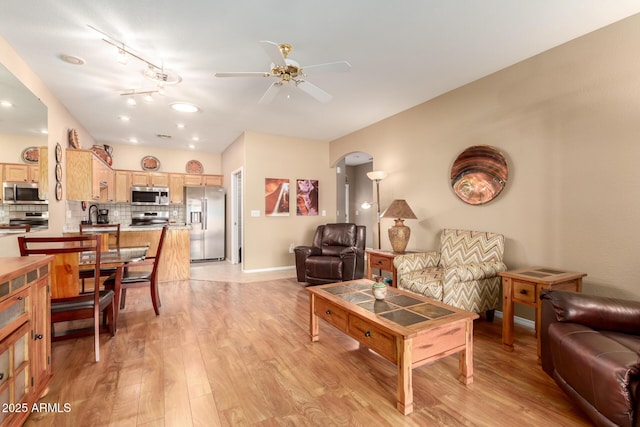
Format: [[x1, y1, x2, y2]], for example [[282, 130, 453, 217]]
[[0, 224, 31, 232], [79, 223, 121, 290], [104, 225, 168, 315], [79, 223, 120, 248], [18, 234, 116, 362]]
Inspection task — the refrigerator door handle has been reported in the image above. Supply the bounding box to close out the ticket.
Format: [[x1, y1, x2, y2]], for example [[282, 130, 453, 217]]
[[203, 198, 208, 230]]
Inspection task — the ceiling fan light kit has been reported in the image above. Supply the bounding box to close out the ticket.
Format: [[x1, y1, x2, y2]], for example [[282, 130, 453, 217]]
[[215, 40, 351, 104]]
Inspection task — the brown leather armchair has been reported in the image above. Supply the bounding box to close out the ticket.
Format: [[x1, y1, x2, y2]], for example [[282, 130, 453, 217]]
[[540, 289, 640, 427], [294, 223, 366, 285]]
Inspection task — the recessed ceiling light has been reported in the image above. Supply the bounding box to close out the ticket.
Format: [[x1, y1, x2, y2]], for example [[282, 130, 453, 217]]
[[1, 100, 13, 108], [176, 123, 185, 129], [40, 129, 48, 134], [192, 136, 199, 141], [129, 137, 138, 143], [170, 102, 199, 113], [188, 144, 195, 149], [59, 54, 86, 65], [119, 115, 130, 122]]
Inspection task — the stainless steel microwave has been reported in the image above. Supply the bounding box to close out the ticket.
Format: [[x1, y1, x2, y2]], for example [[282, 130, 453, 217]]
[[131, 186, 170, 206], [3, 182, 47, 204]]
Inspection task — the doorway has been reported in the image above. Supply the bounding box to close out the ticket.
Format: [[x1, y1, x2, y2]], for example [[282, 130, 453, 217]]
[[231, 168, 243, 265], [337, 152, 374, 249]]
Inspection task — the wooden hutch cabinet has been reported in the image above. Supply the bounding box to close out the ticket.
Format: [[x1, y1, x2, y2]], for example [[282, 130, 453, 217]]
[[0, 256, 53, 427]]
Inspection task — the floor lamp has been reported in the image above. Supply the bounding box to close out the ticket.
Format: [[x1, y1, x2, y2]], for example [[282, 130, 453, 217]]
[[366, 170, 387, 249]]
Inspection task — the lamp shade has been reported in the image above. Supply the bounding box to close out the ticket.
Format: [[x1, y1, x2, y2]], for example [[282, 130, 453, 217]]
[[366, 170, 388, 181], [381, 199, 417, 220]]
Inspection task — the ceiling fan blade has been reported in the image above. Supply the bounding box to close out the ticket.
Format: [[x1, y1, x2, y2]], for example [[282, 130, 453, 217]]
[[296, 80, 332, 103], [303, 61, 352, 75], [215, 71, 271, 78], [258, 81, 283, 104], [260, 41, 287, 67]]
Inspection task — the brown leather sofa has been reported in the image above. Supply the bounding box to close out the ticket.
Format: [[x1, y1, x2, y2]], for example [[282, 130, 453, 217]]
[[540, 289, 640, 427], [294, 223, 365, 285]]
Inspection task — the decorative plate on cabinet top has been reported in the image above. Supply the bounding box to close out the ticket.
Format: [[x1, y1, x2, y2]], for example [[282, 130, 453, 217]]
[[185, 159, 204, 174], [141, 155, 160, 171], [21, 147, 39, 164], [68, 128, 80, 148]]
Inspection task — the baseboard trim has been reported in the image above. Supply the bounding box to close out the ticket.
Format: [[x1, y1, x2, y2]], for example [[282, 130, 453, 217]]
[[494, 310, 535, 330], [242, 265, 296, 274]]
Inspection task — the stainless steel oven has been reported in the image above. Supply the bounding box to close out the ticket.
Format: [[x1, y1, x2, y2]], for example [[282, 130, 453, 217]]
[[3, 182, 47, 204], [9, 211, 49, 230]]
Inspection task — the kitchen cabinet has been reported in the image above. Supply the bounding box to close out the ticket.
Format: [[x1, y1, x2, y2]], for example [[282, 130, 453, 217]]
[[120, 228, 190, 281], [183, 174, 223, 187], [150, 173, 169, 187], [131, 171, 149, 187], [38, 147, 48, 201], [0, 255, 52, 427], [169, 174, 184, 204], [115, 170, 131, 203], [1, 163, 39, 183], [66, 149, 114, 201], [130, 172, 169, 187]]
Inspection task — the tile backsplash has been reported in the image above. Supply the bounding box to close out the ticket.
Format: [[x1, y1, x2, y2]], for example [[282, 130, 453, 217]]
[[65, 201, 185, 229]]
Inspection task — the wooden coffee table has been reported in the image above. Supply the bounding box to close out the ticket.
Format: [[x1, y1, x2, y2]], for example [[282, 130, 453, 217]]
[[307, 279, 478, 415]]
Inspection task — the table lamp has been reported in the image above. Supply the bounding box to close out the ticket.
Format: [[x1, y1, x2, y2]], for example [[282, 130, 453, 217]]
[[381, 199, 417, 253]]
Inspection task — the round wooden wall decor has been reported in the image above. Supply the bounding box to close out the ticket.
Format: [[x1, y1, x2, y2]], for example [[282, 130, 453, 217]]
[[450, 145, 508, 205]]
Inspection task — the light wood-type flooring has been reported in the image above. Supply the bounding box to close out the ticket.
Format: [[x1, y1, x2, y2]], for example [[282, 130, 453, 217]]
[[24, 262, 592, 426]]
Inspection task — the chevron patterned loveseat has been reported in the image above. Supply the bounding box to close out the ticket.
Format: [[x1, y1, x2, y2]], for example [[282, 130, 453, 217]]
[[393, 229, 507, 320]]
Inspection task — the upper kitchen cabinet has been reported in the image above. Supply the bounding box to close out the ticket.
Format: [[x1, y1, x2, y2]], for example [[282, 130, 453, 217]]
[[2, 163, 39, 183], [183, 174, 223, 187], [115, 170, 131, 203], [169, 174, 184, 204], [131, 171, 169, 187], [66, 149, 114, 202]]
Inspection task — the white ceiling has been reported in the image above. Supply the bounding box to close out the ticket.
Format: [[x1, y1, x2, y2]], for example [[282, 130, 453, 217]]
[[1, 1, 639, 155]]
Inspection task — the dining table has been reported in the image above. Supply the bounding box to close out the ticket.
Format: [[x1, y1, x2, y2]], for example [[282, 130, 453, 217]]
[[78, 244, 150, 326]]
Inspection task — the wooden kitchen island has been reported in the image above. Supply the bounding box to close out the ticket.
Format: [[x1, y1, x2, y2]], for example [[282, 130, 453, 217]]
[[66, 225, 191, 282]]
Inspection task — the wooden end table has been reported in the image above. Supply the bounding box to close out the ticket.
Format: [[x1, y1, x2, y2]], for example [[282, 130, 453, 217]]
[[366, 249, 420, 287], [499, 266, 586, 358], [308, 280, 477, 415]]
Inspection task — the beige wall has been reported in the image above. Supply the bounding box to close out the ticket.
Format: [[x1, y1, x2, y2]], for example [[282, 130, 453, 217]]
[[241, 131, 335, 271], [106, 143, 222, 174], [331, 14, 640, 302], [0, 134, 47, 162], [221, 132, 245, 262], [0, 36, 98, 257]]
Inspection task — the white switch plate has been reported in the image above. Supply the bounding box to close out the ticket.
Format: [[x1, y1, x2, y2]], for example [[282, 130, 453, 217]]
[[321, 210, 326, 216], [251, 210, 260, 217]]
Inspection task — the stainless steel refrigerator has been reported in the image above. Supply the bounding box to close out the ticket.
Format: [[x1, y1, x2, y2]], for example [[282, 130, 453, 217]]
[[185, 186, 225, 262]]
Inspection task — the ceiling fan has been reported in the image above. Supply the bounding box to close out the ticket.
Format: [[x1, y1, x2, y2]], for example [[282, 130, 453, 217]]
[[215, 41, 351, 104]]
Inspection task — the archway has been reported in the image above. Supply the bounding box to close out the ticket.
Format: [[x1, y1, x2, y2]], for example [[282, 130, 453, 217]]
[[336, 152, 375, 250]]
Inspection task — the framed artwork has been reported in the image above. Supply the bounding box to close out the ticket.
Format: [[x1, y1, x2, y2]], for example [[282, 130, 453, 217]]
[[265, 178, 290, 216], [296, 179, 318, 216]]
